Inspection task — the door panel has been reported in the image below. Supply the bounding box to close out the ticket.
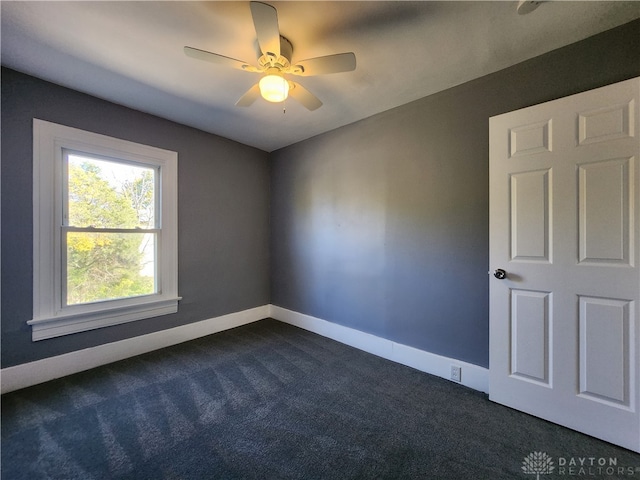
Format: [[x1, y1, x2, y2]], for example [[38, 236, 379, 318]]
[[510, 289, 551, 385], [510, 119, 553, 157], [510, 169, 551, 262], [578, 296, 631, 407], [489, 77, 640, 452], [578, 100, 634, 145], [578, 157, 632, 264]]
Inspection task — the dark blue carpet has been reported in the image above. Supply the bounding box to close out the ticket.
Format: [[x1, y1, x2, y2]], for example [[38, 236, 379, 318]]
[[2, 319, 639, 479]]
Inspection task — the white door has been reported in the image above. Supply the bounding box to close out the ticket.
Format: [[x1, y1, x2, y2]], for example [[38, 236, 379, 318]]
[[489, 77, 640, 452]]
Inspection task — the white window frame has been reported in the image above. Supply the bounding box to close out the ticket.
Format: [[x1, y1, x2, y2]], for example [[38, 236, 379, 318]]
[[29, 119, 179, 341]]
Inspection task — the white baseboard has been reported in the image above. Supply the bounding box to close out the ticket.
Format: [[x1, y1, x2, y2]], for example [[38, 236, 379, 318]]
[[1, 305, 269, 394], [269, 305, 489, 393], [2, 304, 489, 395]]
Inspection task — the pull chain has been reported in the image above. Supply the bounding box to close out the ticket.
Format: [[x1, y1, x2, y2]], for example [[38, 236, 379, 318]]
[[283, 81, 287, 114]]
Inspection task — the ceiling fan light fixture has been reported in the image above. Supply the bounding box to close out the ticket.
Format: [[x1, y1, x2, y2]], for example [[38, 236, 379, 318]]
[[184, 2, 356, 111], [259, 72, 289, 103]]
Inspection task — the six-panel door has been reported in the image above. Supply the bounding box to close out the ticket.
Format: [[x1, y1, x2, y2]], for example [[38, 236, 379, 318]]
[[489, 77, 640, 452]]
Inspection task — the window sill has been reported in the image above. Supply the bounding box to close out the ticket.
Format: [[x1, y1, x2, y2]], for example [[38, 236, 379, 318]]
[[28, 297, 181, 341]]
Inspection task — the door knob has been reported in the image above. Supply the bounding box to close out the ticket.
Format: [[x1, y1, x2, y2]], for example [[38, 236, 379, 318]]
[[493, 268, 507, 280]]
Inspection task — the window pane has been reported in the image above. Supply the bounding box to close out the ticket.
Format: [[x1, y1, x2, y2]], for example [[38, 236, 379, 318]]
[[66, 231, 156, 305], [67, 154, 156, 229]]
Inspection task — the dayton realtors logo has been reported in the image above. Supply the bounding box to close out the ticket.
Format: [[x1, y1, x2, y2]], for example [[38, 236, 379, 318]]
[[522, 451, 555, 479], [522, 452, 640, 478]]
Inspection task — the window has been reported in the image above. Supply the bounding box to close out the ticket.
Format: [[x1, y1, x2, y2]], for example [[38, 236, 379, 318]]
[[30, 119, 179, 341]]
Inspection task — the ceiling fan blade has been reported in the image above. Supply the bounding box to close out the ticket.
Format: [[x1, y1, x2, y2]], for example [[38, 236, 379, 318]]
[[288, 82, 323, 111], [250, 2, 280, 58], [184, 46, 257, 72], [235, 83, 262, 107], [292, 53, 356, 76]]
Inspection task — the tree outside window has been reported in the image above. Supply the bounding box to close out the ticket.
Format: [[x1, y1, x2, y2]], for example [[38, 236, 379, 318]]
[[65, 154, 158, 305]]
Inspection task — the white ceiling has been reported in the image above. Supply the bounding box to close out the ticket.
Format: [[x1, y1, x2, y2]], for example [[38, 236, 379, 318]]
[[2, 1, 640, 152]]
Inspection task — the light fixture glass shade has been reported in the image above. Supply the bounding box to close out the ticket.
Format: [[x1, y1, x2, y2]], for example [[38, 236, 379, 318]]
[[259, 74, 289, 103]]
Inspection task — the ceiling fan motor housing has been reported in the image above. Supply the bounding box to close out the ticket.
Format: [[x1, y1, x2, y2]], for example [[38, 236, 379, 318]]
[[259, 35, 294, 70]]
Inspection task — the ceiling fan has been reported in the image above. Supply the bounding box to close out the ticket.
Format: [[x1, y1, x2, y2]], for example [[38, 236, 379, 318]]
[[184, 1, 356, 111]]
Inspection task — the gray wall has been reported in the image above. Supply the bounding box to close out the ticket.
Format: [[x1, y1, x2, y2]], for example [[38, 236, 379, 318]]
[[270, 19, 640, 368], [3, 20, 640, 371], [1, 68, 271, 367]]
